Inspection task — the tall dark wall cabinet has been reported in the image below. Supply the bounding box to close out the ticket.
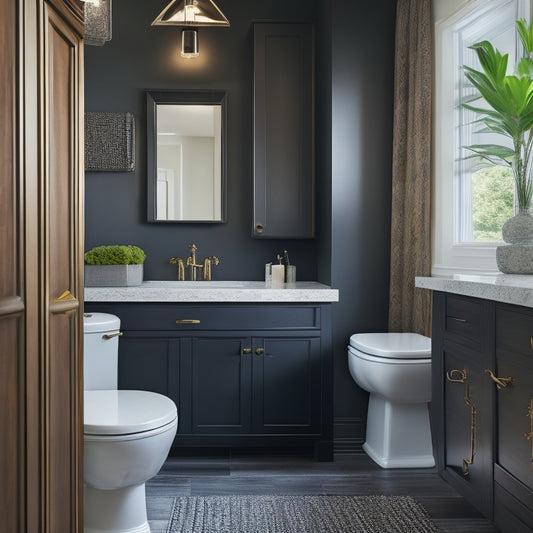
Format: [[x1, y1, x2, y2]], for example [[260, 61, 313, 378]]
[[253, 23, 315, 238], [0, 1, 84, 532], [432, 292, 533, 533]]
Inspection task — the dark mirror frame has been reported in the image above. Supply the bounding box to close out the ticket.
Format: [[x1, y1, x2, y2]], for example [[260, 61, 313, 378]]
[[146, 90, 227, 223]]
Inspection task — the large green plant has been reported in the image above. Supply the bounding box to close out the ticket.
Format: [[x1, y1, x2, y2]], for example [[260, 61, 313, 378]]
[[464, 18, 533, 210]]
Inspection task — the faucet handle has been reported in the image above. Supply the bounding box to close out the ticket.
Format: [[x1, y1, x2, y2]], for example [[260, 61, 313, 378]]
[[188, 243, 197, 252], [210, 256, 220, 266]]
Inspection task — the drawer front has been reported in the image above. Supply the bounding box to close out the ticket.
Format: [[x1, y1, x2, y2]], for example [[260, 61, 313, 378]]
[[443, 294, 485, 348], [86, 303, 321, 331], [496, 305, 533, 356]]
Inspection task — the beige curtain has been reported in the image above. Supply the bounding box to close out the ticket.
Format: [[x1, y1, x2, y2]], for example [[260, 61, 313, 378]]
[[389, 0, 433, 336]]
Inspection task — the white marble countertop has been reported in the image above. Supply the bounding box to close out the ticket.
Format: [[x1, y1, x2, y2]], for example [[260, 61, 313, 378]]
[[85, 281, 339, 303], [415, 274, 533, 308]]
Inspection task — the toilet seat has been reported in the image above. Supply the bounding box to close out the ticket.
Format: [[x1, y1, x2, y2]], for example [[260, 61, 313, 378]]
[[84, 390, 177, 436], [349, 332, 431, 359]]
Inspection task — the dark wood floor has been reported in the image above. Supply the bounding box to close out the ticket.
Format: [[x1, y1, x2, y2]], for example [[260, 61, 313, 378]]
[[146, 451, 499, 532]]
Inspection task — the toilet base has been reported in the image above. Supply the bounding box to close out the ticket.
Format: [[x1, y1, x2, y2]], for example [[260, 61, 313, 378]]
[[363, 394, 435, 469], [84, 483, 150, 533]]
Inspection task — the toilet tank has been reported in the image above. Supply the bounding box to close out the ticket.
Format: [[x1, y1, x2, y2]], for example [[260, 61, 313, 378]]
[[84, 312, 121, 390]]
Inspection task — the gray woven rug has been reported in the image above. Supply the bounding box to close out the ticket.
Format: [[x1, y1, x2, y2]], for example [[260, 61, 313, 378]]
[[167, 495, 441, 532]]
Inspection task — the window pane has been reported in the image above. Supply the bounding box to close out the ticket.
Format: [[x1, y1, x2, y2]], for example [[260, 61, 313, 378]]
[[472, 166, 514, 242]]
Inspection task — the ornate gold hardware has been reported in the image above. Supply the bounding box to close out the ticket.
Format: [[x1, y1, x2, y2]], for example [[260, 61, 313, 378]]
[[255, 347, 265, 355], [450, 316, 467, 323], [446, 368, 467, 383], [462, 382, 477, 477], [176, 319, 201, 324], [170, 257, 185, 280], [484, 369, 513, 389], [525, 400, 533, 462], [54, 290, 75, 302], [446, 368, 476, 476], [242, 348, 252, 355], [170, 244, 219, 281], [102, 332, 123, 340], [255, 223, 264, 234]]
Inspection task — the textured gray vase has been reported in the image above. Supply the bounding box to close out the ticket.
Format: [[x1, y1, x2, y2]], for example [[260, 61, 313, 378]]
[[496, 208, 533, 274], [84, 264, 143, 286]]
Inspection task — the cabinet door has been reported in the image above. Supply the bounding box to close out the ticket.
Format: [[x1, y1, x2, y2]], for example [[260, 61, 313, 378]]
[[118, 335, 180, 400], [252, 336, 321, 434], [188, 336, 252, 434], [253, 23, 315, 238]]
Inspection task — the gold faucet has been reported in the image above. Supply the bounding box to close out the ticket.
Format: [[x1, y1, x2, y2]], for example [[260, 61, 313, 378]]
[[169, 244, 219, 281]]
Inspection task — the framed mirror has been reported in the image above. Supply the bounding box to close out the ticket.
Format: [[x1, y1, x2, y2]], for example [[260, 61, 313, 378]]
[[147, 91, 227, 222]]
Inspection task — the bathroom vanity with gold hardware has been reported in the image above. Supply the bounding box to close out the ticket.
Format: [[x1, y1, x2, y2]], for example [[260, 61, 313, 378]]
[[418, 276, 533, 533], [85, 281, 339, 461]]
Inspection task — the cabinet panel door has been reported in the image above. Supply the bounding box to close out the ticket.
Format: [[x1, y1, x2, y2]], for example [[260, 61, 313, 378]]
[[252, 337, 321, 434], [442, 344, 493, 517], [190, 337, 251, 433], [44, 5, 83, 533], [495, 349, 533, 492], [118, 335, 180, 401], [253, 23, 314, 238]]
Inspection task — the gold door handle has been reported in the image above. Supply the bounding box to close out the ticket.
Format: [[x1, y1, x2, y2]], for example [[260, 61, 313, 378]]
[[175, 319, 201, 324], [446, 369, 467, 383], [255, 347, 265, 355], [450, 316, 467, 323], [242, 348, 252, 355], [485, 369, 513, 389], [53, 290, 76, 302], [103, 332, 123, 340], [462, 383, 476, 477]]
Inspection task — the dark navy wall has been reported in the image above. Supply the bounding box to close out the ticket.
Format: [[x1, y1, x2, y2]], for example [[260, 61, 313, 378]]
[[324, 0, 396, 439], [85, 0, 319, 281], [85, 0, 396, 435]]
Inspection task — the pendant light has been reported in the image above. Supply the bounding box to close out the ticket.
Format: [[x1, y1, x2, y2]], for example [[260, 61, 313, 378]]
[[152, 0, 230, 59]]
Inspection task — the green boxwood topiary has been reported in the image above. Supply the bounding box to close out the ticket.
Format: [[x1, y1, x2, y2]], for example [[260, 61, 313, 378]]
[[84, 245, 146, 265]]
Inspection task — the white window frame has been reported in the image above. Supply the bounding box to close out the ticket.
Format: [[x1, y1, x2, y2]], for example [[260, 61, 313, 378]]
[[433, 0, 530, 277]]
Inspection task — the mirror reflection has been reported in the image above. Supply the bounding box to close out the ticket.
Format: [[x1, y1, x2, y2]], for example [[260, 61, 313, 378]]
[[147, 91, 226, 223]]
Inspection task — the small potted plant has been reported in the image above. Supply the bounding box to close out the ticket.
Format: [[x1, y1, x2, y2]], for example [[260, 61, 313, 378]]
[[84, 245, 146, 286], [464, 18, 533, 273]]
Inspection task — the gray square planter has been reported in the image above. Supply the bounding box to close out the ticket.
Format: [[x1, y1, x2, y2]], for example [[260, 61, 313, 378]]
[[84, 264, 143, 287]]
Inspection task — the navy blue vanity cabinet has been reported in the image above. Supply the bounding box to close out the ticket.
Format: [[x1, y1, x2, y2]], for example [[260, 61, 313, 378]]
[[84, 302, 333, 461], [432, 292, 533, 532], [432, 292, 495, 519], [493, 304, 533, 532]]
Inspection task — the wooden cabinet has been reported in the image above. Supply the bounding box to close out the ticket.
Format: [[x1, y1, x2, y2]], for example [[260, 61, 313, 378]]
[[0, 1, 84, 531], [432, 292, 533, 532], [85, 302, 333, 460], [253, 23, 315, 238]]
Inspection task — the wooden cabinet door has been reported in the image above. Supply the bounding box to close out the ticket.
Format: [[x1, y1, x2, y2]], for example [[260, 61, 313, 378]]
[[42, 4, 84, 532], [252, 336, 321, 435], [253, 23, 315, 238], [0, 1, 25, 530], [187, 336, 252, 434]]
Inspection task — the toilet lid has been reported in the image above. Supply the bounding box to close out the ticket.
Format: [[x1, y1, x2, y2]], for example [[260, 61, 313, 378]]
[[349, 333, 431, 359], [84, 390, 177, 436]]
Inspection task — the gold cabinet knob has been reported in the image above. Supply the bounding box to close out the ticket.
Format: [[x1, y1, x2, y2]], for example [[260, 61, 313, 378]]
[[255, 347, 265, 355], [242, 348, 252, 355]]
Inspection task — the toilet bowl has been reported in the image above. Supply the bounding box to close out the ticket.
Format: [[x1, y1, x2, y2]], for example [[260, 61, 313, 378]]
[[83, 313, 178, 533], [347, 332, 434, 469]]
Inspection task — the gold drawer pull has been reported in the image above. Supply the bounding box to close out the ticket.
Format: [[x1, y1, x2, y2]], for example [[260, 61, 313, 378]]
[[103, 332, 122, 340], [450, 316, 467, 323], [176, 319, 201, 324], [242, 348, 252, 355], [446, 369, 467, 383], [255, 347, 265, 355], [485, 369, 513, 389]]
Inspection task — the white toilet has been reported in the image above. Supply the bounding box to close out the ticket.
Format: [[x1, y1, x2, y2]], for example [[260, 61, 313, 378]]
[[347, 332, 434, 469], [83, 313, 178, 533]]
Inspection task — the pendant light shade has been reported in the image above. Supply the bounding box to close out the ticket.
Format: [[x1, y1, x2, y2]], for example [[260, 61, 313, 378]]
[[152, 0, 229, 27]]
